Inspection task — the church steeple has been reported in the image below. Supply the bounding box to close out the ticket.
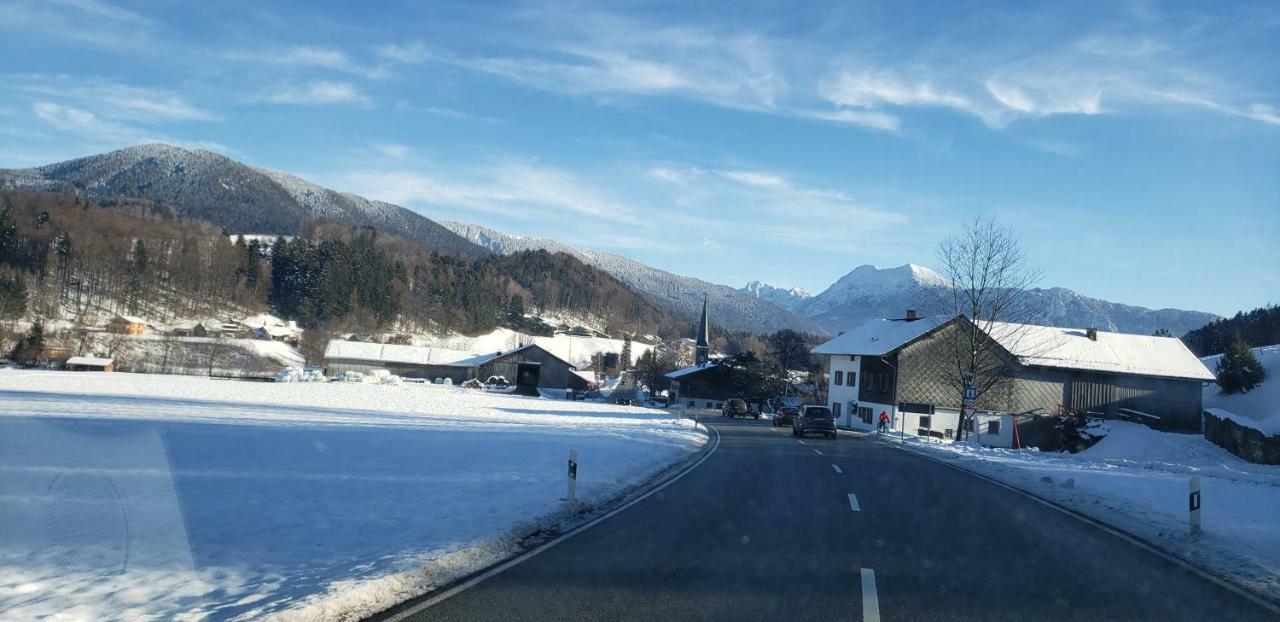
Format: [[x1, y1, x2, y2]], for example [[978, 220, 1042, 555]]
[[695, 294, 710, 365]]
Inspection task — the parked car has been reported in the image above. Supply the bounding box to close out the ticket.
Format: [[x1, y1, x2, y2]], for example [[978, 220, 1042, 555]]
[[722, 398, 756, 418], [793, 405, 837, 439], [773, 406, 799, 427]]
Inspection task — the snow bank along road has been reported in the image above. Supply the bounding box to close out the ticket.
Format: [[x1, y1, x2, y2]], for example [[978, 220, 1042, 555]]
[[391, 419, 1277, 621], [0, 371, 705, 621]]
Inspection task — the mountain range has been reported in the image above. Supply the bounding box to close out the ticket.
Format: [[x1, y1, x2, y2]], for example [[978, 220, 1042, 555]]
[[1, 144, 1220, 338], [744, 263, 1219, 337], [441, 222, 825, 335]]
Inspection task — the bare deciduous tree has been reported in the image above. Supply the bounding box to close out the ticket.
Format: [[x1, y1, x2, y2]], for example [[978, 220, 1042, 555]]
[[931, 217, 1043, 442]]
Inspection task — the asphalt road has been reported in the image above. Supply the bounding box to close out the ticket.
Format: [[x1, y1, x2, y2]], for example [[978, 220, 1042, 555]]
[[383, 418, 1276, 621]]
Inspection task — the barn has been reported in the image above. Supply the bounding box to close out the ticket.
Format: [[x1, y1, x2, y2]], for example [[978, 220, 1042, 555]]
[[65, 356, 114, 372], [323, 340, 585, 391], [454, 344, 585, 394], [323, 340, 476, 383]]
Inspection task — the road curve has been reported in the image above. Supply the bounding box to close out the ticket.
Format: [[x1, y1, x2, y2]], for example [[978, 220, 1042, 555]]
[[376, 418, 1275, 621]]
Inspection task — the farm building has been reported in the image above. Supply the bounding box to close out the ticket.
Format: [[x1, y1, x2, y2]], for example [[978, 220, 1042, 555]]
[[108, 315, 146, 335], [323, 340, 586, 391], [324, 340, 477, 383], [814, 313, 1215, 448], [452, 344, 586, 394], [65, 356, 114, 372]]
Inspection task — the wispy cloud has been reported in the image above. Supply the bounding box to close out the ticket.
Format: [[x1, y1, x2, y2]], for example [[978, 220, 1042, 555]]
[[376, 41, 433, 64], [29, 101, 232, 155], [265, 81, 371, 106], [6, 75, 217, 122], [329, 161, 640, 226], [233, 45, 389, 79]]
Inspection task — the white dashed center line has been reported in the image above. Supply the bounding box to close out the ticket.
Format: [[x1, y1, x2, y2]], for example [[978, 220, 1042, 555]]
[[831, 464, 843, 474], [813, 449, 824, 455], [861, 568, 880, 622], [847, 493, 860, 512], [797, 439, 806, 445]]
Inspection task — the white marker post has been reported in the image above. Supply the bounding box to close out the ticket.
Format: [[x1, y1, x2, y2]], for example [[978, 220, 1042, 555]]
[[1189, 476, 1201, 535], [566, 449, 578, 503]]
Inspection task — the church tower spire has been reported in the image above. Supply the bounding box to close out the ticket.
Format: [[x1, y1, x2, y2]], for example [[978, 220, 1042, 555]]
[[695, 294, 710, 365]]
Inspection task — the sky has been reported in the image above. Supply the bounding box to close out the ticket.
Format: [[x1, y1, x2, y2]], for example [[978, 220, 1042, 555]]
[[0, 0, 1276, 317]]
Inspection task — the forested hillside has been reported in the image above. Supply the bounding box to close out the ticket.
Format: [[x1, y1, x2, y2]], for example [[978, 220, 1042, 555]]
[[1183, 305, 1280, 356], [0, 190, 694, 341]]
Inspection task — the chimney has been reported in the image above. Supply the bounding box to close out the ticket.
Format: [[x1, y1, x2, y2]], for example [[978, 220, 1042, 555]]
[[905, 309, 918, 321], [1086, 327, 1097, 341]]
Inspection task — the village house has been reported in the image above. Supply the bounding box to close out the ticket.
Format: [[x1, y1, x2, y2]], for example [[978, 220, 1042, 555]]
[[814, 312, 1214, 448], [107, 315, 146, 335]]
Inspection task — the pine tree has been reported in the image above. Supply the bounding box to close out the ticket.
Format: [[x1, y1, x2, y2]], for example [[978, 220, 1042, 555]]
[[621, 334, 632, 370], [0, 274, 27, 320], [1152, 328, 1172, 337], [1215, 336, 1267, 394], [13, 322, 43, 365]]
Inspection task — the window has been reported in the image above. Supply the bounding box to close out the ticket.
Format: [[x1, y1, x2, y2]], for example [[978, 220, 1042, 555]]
[[858, 406, 873, 424], [846, 372, 856, 389], [878, 373, 890, 392], [987, 420, 1001, 435], [861, 372, 871, 390], [919, 415, 932, 429], [834, 370, 844, 386], [832, 402, 842, 418], [705, 402, 712, 409]]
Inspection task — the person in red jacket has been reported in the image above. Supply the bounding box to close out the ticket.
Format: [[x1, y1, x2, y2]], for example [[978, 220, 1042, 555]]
[[878, 410, 890, 433]]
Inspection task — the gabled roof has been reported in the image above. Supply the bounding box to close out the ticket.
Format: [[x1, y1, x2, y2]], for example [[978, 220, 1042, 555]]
[[324, 340, 476, 366], [113, 315, 146, 324], [985, 321, 1215, 381], [812, 316, 949, 357], [450, 343, 578, 369], [665, 360, 720, 379]]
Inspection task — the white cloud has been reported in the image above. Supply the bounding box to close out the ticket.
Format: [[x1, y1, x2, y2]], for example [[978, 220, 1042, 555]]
[[329, 162, 640, 225], [5, 75, 218, 122], [237, 46, 388, 79], [821, 71, 972, 111], [33, 101, 133, 140], [266, 82, 370, 106], [377, 41, 432, 64], [374, 143, 412, 158], [718, 170, 786, 188]]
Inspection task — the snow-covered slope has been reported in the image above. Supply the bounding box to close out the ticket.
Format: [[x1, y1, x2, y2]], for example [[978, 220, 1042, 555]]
[[0, 144, 487, 258], [739, 281, 812, 313], [1202, 345, 1280, 434], [443, 222, 826, 335], [799, 263, 1218, 336]]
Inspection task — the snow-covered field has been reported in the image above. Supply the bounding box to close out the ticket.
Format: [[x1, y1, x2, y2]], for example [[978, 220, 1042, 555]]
[[0, 371, 705, 621], [881, 423, 1280, 601]]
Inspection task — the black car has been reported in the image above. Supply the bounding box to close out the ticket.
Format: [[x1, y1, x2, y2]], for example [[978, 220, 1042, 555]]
[[792, 405, 837, 439], [772, 406, 799, 427]]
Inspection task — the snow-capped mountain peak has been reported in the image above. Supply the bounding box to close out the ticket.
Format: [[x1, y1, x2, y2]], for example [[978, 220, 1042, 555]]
[[739, 281, 812, 313]]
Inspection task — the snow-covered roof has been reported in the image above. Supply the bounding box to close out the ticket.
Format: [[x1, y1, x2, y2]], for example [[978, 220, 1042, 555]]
[[665, 361, 719, 379], [113, 315, 146, 324], [571, 369, 598, 383], [450, 343, 578, 369], [66, 356, 113, 366], [812, 316, 948, 356], [986, 321, 1215, 381], [324, 340, 476, 366]]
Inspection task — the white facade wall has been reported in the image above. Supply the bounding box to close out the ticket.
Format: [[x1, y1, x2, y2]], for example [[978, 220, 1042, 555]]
[[896, 408, 1015, 448], [827, 352, 1016, 448], [826, 354, 899, 431]]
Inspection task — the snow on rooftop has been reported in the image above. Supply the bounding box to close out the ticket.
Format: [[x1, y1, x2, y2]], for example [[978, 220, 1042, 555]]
[[987, 321, 1215, 381], [812, 316, 947, 356], [65, 356, 113, 366], [665, 361, 719, 379], [324, 340, 476, 366], [114, 315, 146, 324]]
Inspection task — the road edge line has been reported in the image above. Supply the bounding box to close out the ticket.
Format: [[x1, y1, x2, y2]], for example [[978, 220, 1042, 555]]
[[882, 439, 1280, 616], [372, 424, 722, 621]]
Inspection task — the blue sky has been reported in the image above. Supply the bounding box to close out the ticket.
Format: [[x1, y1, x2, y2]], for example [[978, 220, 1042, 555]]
[[0, 0, 1276, 316]]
